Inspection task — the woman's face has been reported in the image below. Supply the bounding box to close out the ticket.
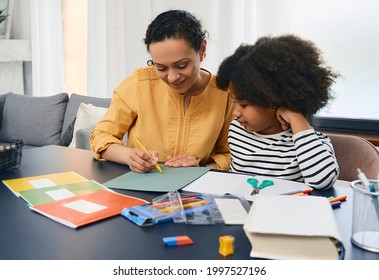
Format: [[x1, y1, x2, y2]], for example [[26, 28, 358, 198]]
[[148, 38, 204, 95]]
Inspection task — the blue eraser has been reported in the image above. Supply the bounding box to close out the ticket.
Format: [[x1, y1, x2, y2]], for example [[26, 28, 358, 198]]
[[163, 237, 177, 246]]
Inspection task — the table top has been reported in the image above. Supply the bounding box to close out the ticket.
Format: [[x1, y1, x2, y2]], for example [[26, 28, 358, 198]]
[[0, 145, 378, 260]]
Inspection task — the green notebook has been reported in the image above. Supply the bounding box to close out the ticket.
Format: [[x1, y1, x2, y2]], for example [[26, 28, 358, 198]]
[[103, 165, 211, 192]]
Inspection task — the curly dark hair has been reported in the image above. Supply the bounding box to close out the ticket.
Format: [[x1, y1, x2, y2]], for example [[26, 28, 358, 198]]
[[216, 35, 339, 118], [144, 10, 207, 52]]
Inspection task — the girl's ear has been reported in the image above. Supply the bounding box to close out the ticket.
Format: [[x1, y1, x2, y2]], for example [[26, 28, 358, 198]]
[[199, 40, 207, 62]]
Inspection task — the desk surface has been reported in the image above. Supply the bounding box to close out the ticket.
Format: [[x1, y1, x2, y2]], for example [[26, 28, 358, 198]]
[[0, 145, 378, 260]]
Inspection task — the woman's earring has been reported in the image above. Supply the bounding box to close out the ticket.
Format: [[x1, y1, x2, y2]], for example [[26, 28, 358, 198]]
[[200, 52, 206, 62]]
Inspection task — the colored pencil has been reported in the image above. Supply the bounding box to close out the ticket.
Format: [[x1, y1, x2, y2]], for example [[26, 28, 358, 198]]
[[280, 189, 312, 195]]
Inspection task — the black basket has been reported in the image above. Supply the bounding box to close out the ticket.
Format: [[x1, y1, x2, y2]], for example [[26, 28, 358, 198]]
[[0, 140, 24, 173]]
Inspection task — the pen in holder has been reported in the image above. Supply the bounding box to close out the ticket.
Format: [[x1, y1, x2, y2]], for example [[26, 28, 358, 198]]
[[350, 179, 379, 253]]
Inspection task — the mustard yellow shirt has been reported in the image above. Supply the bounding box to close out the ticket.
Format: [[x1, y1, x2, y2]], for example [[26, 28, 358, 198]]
[[90, 66, 234, 170]]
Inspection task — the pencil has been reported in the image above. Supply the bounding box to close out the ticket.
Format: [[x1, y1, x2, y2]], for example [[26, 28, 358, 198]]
[[291, 192, 309, 196], [280, 189, 312, 195], [133, 135, 163, 173]]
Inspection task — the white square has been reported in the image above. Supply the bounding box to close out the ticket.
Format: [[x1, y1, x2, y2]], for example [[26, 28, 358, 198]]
[[29, 178, 57, 189], [45, 189, 76, 201], [63, 199, 107, 214]]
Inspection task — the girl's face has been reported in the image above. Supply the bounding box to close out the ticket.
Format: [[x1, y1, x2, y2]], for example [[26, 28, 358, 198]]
[[149, 38, 205, 95], [230, 86, 282, 135]]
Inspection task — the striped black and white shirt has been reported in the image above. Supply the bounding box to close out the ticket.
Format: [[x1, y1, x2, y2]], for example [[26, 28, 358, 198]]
[[228, 120, 340, 189]]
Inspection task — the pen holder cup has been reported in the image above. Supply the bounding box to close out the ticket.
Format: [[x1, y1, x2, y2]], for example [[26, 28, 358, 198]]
[[350, 179, 379, 253]]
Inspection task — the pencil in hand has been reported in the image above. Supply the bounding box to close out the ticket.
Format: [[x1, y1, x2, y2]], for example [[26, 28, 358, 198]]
[[133, 135, 163, 173]]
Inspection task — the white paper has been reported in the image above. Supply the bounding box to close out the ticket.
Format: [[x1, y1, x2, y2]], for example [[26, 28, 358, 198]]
[[29, 178, 57, 189], [63, 199, 107, 214], [245, 195, 342, 239], [214, 198, 248, 225], [183, 172, 251, 195], [45, 189, 76, 201], [183, 171, 311, 201]]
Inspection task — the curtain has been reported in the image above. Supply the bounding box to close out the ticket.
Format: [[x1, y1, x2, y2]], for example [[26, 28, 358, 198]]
[[30, 0, 65, 97], [87, 0, 258, 98]]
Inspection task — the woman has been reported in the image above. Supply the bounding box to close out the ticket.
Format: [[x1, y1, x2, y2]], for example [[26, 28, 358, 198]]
[[90, 10, 234, 173]]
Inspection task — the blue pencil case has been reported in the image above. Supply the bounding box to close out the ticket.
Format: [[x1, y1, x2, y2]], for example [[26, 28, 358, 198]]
[[121, 204, 172, 226], [121, 191, 213, 226]]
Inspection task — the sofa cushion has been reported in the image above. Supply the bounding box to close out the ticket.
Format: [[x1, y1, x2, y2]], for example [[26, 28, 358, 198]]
[[58, 117, 76, 147], [62, 93, 111, 137], [0, 93, 8, 130], [69, 103, 108, 148], [0, 92, 69, 146], [75, 125, 95, 150]]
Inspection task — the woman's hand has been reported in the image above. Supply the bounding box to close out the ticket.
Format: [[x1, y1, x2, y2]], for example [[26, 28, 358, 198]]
[[127, 148, 160, 173], [165, 155, 199, 168], [101, 144, 159, 173]]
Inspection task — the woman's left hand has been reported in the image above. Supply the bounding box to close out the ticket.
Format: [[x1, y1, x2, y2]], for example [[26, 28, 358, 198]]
[[165, 155, 200, 167]]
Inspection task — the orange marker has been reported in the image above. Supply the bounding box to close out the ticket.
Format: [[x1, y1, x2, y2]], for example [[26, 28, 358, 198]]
[[329, 195, 347, 203]]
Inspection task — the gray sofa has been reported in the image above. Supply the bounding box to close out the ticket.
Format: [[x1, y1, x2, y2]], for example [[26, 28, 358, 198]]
[[0, 92, 111, 150]]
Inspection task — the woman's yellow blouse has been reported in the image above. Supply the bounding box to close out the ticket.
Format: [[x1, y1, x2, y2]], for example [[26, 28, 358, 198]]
[[90, 66, 234, 170]]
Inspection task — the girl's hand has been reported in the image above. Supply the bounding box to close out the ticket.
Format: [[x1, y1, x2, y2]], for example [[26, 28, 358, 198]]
[[165, 155, 199, 168], [276, 107, 310, 133]]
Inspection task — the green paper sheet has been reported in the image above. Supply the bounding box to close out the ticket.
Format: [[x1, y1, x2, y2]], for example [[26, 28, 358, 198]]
[[103, 165, 211, 192], [18, 180, 106, 206]]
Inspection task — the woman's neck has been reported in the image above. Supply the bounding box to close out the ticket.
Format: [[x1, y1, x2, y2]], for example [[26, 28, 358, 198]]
[[185, 68, 210, 97]]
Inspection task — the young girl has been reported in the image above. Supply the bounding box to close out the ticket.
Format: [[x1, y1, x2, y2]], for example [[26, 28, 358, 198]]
[[216, 35, 340, 189], [90, 10, 233, 173]]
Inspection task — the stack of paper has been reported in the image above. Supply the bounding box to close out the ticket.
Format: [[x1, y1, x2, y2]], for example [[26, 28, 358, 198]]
[[2, 172, 147, 228], [2, 171, 88, 196], [243, 195, 345, 260], [31, 189, 147, 228]]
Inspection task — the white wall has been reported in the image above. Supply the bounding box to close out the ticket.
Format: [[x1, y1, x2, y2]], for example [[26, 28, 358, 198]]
[[87, 0, 379, 120], [9, 0, 379, 121], [257, 0, 379, 120], [87, 0, 258, 98], [9, 0, 32, 95]]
